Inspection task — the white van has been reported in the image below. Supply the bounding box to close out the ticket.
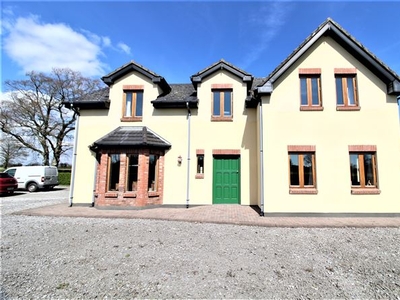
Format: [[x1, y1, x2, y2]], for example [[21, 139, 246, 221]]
[[4, 166, 59, 192]]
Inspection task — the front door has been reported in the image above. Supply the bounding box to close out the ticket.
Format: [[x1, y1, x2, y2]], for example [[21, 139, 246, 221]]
[[213, 155, 240, 204]]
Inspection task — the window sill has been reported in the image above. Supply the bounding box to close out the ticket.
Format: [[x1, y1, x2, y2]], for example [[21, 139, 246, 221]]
[[211, 116, 233, 122], [121, 117, 143, 122], [105, 192, 118, 198], [351, 188, 380, 195], [336, 106, 360, 111], [289, 188, 318, 194], [148, 191, 160, 197], [300, 106, 324, 111], [195, 174, 204, 179], [123, 192, 137, 198]]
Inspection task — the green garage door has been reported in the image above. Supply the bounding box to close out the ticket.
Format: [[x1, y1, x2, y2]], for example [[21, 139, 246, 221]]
[[213, 155, 240, 204]]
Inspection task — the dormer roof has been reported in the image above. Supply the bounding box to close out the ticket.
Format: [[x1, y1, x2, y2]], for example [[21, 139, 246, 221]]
[[190, 59, 253, 90], [256, 18, 400, 96], [101, 61, 171, 94]]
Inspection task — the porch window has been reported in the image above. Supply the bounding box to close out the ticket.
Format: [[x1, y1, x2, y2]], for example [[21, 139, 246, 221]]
[[108, 154, 120, 191], [148, 154, 159, 192], [127, 154, 138, 191]]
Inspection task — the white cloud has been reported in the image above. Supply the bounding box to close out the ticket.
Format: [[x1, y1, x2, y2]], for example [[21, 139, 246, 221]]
[[117, 42, 131, 55], [102, 36, 112, 47], [2, 14, 131, 77], [240, 2, 293, 69]]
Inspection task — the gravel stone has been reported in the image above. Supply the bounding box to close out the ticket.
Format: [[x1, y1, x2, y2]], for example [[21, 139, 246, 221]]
[[1, 188, 400, 299]]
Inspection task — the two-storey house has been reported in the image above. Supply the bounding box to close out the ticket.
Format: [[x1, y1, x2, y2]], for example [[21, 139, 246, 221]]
[[65, 18, 400, 214]]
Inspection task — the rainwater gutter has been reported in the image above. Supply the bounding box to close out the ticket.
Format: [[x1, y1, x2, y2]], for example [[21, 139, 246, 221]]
[[69, 107, 80, 207], [258, 98, 265, 216], [186, 101, 191, 208]]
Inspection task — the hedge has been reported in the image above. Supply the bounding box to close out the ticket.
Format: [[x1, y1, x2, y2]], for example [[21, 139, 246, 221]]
[[58, 169, 71, 185]]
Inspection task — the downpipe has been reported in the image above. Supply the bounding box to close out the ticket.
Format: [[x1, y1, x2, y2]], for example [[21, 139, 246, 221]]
[[69, 107, 80, 207], [259, 98, 265, 216], [186, 102, 191, 208]]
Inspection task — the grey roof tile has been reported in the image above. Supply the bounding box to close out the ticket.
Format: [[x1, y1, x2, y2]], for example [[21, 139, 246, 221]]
[[91, 126, 171, 150], [151, 84, 198, 108]]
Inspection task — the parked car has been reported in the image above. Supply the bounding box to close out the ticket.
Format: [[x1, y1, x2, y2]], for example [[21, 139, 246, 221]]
[[0, 172, 18, 195], [4, 166, 59, 192]]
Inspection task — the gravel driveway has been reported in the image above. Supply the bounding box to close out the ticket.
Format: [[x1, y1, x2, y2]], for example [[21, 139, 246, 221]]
[[1, 188, 400, 299]]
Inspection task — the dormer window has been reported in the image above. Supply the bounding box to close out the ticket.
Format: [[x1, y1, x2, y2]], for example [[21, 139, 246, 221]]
[[211, 84, 233, 121], [122, 85, 144, 121]]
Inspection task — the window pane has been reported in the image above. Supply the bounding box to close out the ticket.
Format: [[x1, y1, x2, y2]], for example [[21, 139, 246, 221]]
[[197, 155, 204, 174], [213, 92, 220, 116], [127, 154, 138, 191], [148, 154, 158, 191], [303, 154, 314, 185], [300, 78, 308, 105], [347, 77, 355, 105], [350, 154, 360, 186], [108, 154, 120, 191], [311, 78, 319, 105], [135, 91, 143, 117], [363, 154, 375, 186], [224, 91, 231, 116], [336, 77, 344, 105], [125, 92, 132, 117], [289, 154, 299, 185]]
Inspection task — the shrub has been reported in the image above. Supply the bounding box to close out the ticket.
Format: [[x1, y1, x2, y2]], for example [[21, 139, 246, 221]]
[[58, 169, 71, 185]]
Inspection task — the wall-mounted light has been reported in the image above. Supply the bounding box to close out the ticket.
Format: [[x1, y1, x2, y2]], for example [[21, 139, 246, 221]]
[[177, 155, 182, 165]]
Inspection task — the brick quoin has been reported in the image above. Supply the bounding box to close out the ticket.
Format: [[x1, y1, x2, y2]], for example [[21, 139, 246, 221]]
[[95, 149, 165, 207]]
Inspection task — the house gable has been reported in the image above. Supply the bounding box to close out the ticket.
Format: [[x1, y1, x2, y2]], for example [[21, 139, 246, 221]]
[[191, 59, 253, 90], [256, 18, 400, 96], [101, 61, 171, 94]]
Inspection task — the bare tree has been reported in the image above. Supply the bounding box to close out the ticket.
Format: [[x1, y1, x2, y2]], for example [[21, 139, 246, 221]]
[[0, 69, 104, 166], [0, 135, 29, 168]]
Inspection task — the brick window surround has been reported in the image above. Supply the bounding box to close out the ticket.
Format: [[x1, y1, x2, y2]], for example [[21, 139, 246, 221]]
[[299, 68, 323, 111], [348, 145, 380, 195], [335, 68, 360, 111], [95, 149, 165, 207], [211, 84, 233, 122], [195, 149, 205, 179], [288, 145, 317, 194], [121, 85, 144, 122], [212, 149, 240, 155]]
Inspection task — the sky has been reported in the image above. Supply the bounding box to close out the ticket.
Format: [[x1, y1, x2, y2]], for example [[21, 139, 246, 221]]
[[1, 1, 400, 92]]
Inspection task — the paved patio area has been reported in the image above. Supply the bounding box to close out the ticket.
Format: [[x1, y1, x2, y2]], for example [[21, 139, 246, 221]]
[[14, 203, 400, 227]]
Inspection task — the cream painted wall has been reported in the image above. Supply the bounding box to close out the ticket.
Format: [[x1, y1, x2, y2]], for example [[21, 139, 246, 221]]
[[261, 36, 400, 213], [71, 69, 258, 206], [188, 71, 258, 205]]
